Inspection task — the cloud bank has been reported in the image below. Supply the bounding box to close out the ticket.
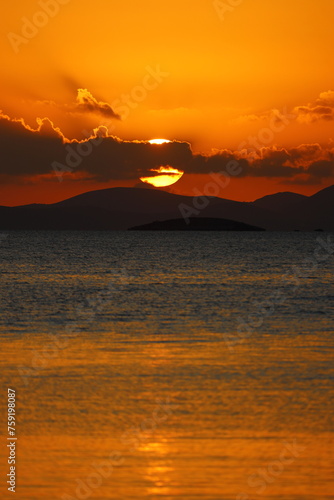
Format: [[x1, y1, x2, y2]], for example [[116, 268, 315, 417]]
[[235, 90, 334, 125], [294, 90, 334, 123], [0, 111, 333, 186]]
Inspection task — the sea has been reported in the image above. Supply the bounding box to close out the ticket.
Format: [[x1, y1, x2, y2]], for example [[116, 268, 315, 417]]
[[0, 231, 333, 500]]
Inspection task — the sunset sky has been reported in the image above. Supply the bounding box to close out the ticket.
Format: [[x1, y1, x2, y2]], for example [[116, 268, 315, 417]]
[[1, 0, 333, 205]]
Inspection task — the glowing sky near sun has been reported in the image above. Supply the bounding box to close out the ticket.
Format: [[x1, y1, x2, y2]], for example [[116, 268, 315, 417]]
[[0, 0, 333, 205]]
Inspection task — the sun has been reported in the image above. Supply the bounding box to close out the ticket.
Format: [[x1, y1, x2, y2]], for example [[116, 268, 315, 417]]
[[140, 139, 184, 187], [148, 138, 171, 145], [140, 166, 184, 188]]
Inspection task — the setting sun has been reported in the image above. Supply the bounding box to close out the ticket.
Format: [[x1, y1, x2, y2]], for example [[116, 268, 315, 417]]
[[148, 139, 171, 145], [140, 166, 184, 187]]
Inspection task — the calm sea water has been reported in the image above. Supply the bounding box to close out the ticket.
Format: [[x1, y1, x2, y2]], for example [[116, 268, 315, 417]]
[[0, 231, 333, 500]]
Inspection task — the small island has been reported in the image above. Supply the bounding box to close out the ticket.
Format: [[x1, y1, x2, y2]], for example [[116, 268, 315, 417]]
[[129, 217, 266, 231]]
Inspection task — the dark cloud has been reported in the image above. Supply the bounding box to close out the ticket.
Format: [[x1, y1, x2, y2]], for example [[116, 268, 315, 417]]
[[0, 113, 191, 181], [0, 114, 65, 177], [0, 113, 333, 186], [186, 152, 250, 178], [288, 143, 323, 162], [307, 160, 334, 178]]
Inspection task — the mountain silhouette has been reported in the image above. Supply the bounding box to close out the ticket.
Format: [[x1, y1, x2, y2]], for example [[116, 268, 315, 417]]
[[252, 185, 334, 231], [253, 192, 308, 212], [0, 184, 333, 231]]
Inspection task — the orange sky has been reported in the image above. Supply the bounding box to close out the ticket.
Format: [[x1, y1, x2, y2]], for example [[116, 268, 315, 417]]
[[0, 0, 333, 205]]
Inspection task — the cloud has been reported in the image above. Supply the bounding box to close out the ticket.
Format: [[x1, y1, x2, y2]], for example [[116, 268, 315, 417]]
[[307, 160, 334, 178], [233, 107, 296, 125], [184, 144, 334, 184], [34, 88, 121, 120], [288, 143, 324, 163], [316, 90, 334, 107], [294, 90, 334, 123], [234, 91, 334, 125], [72, 89, 121, 119], [0, 112, 333, 186], [0, 112, 191, 181]]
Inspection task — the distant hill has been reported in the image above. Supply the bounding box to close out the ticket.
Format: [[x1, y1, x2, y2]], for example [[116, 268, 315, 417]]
[[0, 184, 333, 231], [285, 184, 334, 231], [129, 217, 265, 231], [253, 192, 308, 212], [253, 185, 334, 231]]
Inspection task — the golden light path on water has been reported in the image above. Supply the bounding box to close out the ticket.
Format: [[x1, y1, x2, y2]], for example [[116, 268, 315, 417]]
[[1, 230, 333, 500]]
